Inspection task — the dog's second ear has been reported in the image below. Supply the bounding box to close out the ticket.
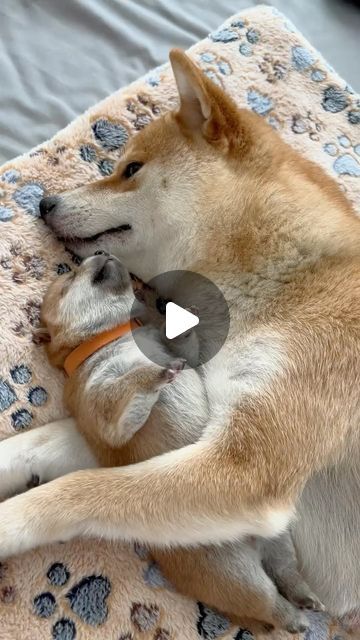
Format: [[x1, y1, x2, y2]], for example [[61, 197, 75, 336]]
[[169, 48, 240, 149]]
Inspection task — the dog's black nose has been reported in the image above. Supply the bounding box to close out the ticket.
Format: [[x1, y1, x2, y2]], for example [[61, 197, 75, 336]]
[[94, 250, 110, 256], [39, 196, 58, 218]]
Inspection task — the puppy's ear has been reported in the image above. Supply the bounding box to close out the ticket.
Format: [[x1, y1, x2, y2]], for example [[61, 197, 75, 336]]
[[169, 49, 239, 148], [32, 326, 51, 345]]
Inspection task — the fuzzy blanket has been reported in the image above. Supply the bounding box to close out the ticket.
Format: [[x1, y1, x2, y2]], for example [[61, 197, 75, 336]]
[[0, 6, 359, 639]]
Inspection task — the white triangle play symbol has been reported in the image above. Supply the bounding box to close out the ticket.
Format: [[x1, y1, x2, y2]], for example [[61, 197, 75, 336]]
[[165, 302, 199, 340]]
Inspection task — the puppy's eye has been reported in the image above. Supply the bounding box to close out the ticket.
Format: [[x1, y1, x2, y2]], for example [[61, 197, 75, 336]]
[[123, 162, 143, 179]]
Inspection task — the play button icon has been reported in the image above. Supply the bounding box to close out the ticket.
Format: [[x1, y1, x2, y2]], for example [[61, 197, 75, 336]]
[[165, 302, 199, 339], [131, 269, 230, 368]]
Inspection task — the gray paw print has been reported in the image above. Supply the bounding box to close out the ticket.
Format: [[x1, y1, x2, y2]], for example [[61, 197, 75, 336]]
[[33, 563, 111, 639]]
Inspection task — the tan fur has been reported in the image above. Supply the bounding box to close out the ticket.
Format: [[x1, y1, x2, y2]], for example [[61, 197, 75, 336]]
[[0, 49, 360, 629]]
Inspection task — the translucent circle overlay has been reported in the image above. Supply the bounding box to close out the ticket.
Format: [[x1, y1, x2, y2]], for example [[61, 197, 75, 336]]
[[131, 270, 230, 368]]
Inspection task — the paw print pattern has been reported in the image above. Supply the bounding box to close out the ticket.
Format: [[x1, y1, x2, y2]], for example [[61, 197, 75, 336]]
[[291, 46, 328, 87], [143, 562, 173, 590], [247, 89, 274, 117], [125, 93, 161, 131], [208, 20, 261, 59], [288, 41, 360, 131], [197, 52, 232, 87], [78, 118, 131, 177], [0, 169, 21, 184], [0, 364, 48, 430], [196, 602, 230, 638], [196, 603, 255, 640], [130, 603, 160, 632], [259, 54, 287, 83], [13, 183, 44, 217], [66, 575, 110, 625], [32, 563, 111, 637], [79, 116, 135, 177], [0, 171, 43, 222], [321, 86, 360, 126], [324, 135, 360, 177], [291, 111, 323, 141], [92, 118, 129, 151], [143, 63, 167, 88], [0, 247, 47, 285]]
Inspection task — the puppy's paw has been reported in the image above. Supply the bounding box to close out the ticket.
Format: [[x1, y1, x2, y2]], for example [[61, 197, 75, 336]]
[[293, 592, 325, 612], [162, 359, 186, 383]]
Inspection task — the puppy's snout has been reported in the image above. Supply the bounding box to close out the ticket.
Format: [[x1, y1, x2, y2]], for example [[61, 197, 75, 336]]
[[39, 196, 59, 219]]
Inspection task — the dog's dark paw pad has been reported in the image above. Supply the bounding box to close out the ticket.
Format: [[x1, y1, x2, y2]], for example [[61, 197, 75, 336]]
[[92, 119, 129, 151], [28, 386, 48, 406], [47, 563, 70, 587], [196, 602, 230, 638], [33, 591, 57, 618], [66, 575, 110, 625], [130, 603, 160, 632], [52, 617, 76, 640]]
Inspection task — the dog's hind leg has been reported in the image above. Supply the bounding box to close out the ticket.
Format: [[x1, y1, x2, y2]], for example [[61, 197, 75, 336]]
[[0, 417, 97, 500], [261, 532, 325, 612], [154, 542, 310, 634]]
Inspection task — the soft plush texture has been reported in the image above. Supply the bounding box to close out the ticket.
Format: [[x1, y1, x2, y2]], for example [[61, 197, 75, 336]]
[[0, 6, 359, 639]]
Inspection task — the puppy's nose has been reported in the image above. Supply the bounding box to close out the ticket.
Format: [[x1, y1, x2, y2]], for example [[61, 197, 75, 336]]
[[94, 250, 110, 256], [39, 196, 58, 218]]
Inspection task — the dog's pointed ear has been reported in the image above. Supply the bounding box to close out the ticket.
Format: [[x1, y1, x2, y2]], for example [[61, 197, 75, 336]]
[[170, 48, 243, 150], [170, 49, 214, 131]]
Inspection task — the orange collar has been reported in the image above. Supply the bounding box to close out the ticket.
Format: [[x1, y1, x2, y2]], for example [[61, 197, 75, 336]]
[[64, 318, 141, 377]]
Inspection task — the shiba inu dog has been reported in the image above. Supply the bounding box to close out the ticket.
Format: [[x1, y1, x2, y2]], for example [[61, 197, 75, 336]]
[[0, 49, 360, 628], [0, 253, 320, 631]]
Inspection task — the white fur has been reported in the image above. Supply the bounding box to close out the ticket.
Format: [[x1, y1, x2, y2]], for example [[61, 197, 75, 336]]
[[204, 331, 286, 427], [0, 418, 97, 500]]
